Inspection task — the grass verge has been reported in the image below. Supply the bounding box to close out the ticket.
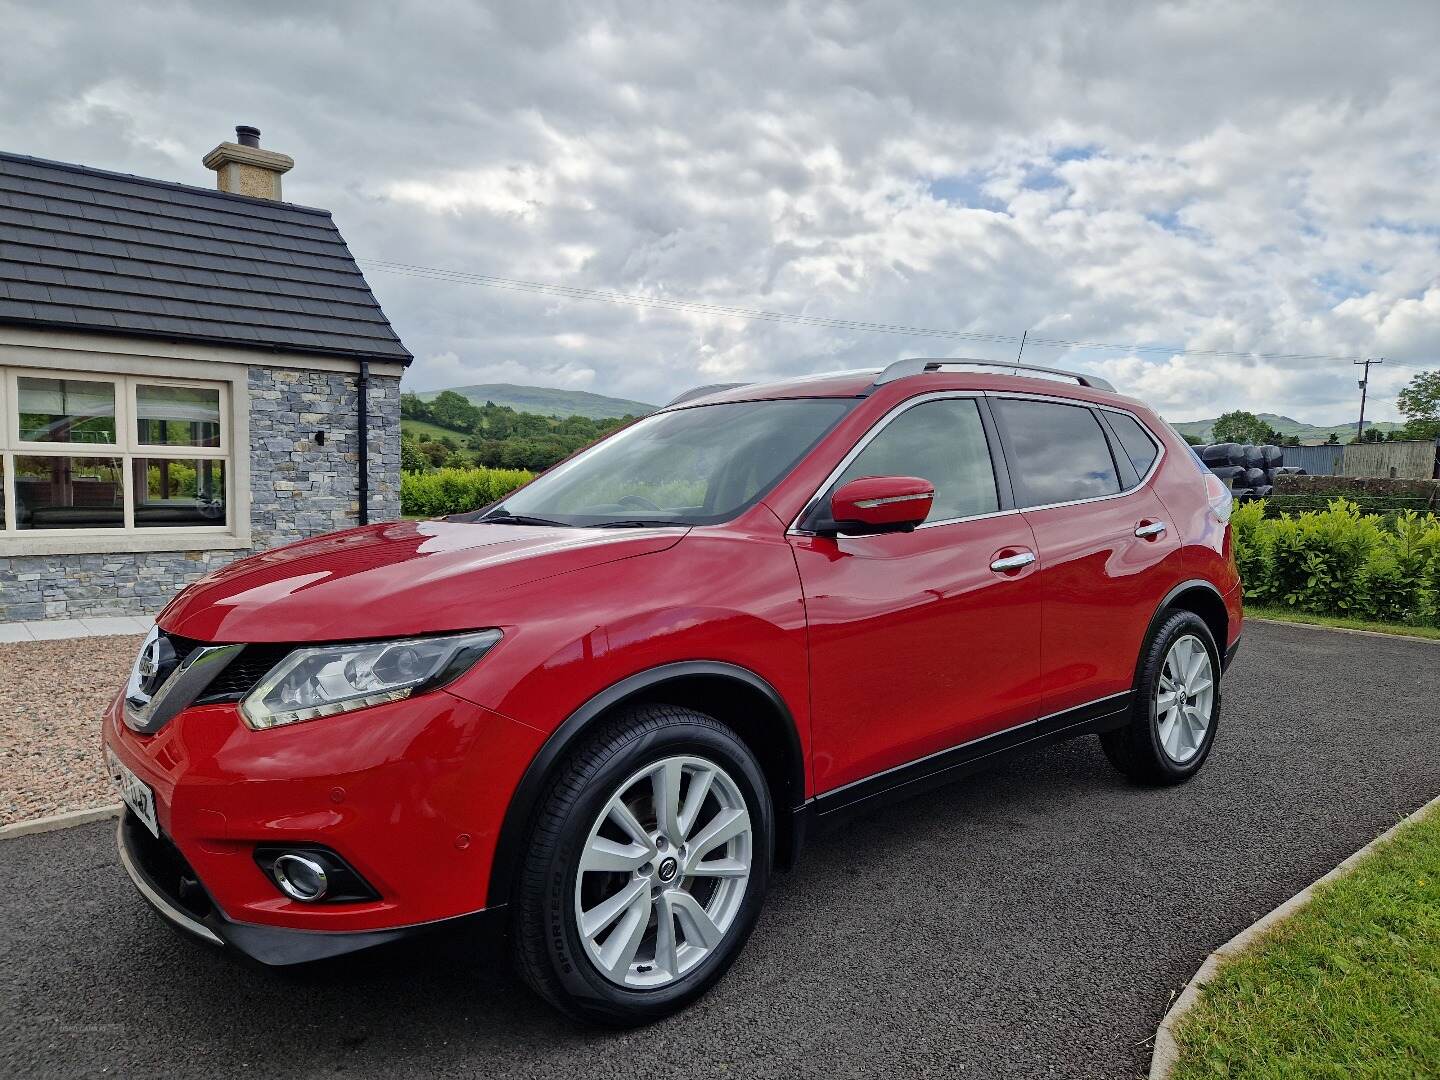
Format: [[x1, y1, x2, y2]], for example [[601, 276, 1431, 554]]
[[1247, 605, 1440, 642], [1171, 803, 1440, 1079]]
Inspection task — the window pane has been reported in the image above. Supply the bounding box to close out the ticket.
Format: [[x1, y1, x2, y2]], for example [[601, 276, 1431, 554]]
[[136, 384, 222, 447], [17, 377, 117, 444], [0, 457, 6, 530], [133, 457, 227, 528], [995, 400, 1121, 507], [1106, 411, 1160, 477], [13, 456, 124, 529], [836, 398, 999, 521]]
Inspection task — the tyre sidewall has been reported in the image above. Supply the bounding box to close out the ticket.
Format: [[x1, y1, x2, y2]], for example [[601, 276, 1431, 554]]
[[538, 718, 773, 1023], [1137, 611, 1222, 781]]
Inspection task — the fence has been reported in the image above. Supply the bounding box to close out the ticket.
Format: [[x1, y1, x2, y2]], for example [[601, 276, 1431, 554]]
[[1340, 440, 1440, 480]]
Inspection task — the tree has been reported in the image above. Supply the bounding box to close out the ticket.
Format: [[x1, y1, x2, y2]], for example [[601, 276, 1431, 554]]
[[1181, 432, 1205, 446], [1326, 431, 1340, 445], [427, 390, 480, 433], [1396, 369, 1440, 441], [400, 433, 426, 472], [1211, 410, 1272, 445]]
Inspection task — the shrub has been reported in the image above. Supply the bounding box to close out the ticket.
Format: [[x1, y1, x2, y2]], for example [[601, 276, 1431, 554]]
[[401, 466, 532, 517], [1232, 498, 1440, 623], [1229, 500, 1271, 604]]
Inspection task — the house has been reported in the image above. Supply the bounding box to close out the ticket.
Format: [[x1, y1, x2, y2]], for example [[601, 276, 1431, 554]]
[[0, 127, 411, 623]]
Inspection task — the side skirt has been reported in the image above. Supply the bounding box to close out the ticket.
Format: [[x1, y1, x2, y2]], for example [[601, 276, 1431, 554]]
[[800, 692, 1133, 833]]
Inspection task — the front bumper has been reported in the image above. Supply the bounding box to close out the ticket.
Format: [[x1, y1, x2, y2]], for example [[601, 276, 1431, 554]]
[[102, 676, 548, 934], [116, 810, 503, 964]]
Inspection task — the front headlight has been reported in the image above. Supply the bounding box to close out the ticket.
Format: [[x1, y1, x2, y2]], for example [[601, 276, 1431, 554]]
[[240, 630, 502, 730]]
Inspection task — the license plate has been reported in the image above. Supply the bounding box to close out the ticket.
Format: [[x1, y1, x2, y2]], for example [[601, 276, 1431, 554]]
[[106, 747, 159, 838]]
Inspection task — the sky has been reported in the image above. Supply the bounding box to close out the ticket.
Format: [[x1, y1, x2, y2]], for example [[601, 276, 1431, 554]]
[[2, 0, 1438, 423]]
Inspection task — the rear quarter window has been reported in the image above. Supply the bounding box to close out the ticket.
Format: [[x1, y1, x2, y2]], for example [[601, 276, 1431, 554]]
[[1103, 411, 1161, 478]]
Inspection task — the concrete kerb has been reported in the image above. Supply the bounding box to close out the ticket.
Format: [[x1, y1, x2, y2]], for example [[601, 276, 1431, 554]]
[[1149, 792, 1440, 1079], [0, 804, 122, 840]]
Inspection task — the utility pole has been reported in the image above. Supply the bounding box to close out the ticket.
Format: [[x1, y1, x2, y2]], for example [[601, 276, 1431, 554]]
[[1355, 358, 1384, 442]]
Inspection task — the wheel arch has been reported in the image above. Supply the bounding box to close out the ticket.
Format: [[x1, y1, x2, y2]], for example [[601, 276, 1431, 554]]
[[486, 661, 806, 908], [1139, 579, 1229, 681]]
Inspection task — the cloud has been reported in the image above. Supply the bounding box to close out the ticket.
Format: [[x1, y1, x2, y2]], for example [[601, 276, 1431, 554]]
[[2, 0, 1438, 421]]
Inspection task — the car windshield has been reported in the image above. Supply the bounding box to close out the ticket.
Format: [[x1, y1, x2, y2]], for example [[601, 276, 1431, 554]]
[[475, 397, 854, 527]]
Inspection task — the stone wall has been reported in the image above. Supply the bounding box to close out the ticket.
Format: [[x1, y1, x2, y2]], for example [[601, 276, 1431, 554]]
[[0, 365, 401, 623], [1271, 473, 1440, 509]]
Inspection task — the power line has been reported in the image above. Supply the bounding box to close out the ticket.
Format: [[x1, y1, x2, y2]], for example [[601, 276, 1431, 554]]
[[356, 257, 1369, 365]]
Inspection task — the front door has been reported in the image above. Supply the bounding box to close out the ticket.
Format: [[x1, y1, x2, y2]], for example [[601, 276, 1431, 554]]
[[790, 395, 1044, 795]]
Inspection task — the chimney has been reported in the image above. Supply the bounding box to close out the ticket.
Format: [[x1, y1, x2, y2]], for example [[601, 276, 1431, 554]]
[[202, 125, 294, 200]]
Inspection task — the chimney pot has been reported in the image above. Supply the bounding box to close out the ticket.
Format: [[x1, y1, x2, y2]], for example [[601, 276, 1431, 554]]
[[235, 125, 261, 148]]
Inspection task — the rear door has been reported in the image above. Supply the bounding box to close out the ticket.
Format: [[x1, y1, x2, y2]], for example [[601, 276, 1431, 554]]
[[790, 394, 1044, 794], [990, 396, 1182, 720]]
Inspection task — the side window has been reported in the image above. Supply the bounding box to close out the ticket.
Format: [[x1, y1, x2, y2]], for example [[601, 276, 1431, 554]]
[[994, 399, 1121, 507], [834, 398, 999, 521], [1104, 411, 1160, 479]]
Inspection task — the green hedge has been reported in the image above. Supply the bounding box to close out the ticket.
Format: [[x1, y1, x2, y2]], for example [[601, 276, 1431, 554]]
[[400, 466, 533, 517], [1232, 499, 1440, 625]]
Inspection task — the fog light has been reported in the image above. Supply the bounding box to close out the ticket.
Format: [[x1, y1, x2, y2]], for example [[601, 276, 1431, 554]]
[[272, 853, 329, 902]]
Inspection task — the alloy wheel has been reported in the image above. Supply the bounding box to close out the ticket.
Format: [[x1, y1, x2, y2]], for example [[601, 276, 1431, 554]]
[[574, 755, 753, 989], [1155, 633, 1215, 764]]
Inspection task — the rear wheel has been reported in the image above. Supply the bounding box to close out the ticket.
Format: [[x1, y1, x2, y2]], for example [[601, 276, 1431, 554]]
[[512, 704, 772, 1025], [1101, 610, 1221, 785]]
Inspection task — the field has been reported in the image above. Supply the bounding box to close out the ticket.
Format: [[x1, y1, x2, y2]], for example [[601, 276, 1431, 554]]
[[402, 417, 467, 443]]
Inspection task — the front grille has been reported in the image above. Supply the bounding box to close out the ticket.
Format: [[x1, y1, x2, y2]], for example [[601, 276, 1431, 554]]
[[151, 629, 291, 706], [195, 644, 293, 703]]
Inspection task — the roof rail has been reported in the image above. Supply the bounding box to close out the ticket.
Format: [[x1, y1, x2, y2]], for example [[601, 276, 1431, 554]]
[[874, 358, 1116, 393], [664, 382, 752, 407]]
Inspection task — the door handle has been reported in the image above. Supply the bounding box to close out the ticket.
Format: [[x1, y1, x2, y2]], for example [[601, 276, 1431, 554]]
[[1135, 521, 1168, 538], [989, 551, 1037, 572]]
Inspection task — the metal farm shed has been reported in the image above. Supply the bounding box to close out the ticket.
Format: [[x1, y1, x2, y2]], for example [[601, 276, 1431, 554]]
[[1284, 444, 1346, 475]]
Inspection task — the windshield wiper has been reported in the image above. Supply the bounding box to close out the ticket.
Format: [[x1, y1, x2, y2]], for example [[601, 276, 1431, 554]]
[[479, 512, 572, 527], [594, 519, 693, 529]]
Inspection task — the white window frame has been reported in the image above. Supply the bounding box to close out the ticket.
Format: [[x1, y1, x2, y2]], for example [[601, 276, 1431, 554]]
[[1, 363, 251, 556]]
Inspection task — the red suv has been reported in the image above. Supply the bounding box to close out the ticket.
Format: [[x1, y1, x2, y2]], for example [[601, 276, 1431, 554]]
[[105, 359, 1242, 1024]]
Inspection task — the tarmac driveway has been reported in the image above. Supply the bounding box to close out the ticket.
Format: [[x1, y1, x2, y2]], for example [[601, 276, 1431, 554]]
[[2, 620, 1438, 1079]]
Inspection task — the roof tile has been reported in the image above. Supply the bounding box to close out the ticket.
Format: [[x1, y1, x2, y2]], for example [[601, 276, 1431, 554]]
[[0, 151, 410, 362]]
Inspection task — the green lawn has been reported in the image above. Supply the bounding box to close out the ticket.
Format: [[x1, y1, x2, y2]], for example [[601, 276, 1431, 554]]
[[1247, 605, 1440, 642], [401, 417, 467, 443], [1171, 803, 1440, 1079]]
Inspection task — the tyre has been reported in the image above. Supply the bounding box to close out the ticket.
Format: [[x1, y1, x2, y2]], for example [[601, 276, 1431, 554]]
[[512, 704, 773, 1026], [1101, 609, 1221, 785]]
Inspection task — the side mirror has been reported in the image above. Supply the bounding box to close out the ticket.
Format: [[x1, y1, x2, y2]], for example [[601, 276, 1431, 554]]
[[824, 475, 935, 535]]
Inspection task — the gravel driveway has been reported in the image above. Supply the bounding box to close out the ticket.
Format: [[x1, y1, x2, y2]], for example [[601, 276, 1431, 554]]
[[2, 620, 1437, 1079], [0, 634, 141, 826]]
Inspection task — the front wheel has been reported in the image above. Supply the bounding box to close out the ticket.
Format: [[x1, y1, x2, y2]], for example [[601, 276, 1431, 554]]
[[511, 704, 773, 1025], [1101, 609, 1222, 785]]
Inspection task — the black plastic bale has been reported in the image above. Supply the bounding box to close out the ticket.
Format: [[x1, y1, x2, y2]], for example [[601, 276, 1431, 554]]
[[1202, 442, 1243, 466]]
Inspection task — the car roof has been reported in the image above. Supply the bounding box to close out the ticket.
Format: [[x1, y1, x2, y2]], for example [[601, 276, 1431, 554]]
[[663, 362, 1143, 413]]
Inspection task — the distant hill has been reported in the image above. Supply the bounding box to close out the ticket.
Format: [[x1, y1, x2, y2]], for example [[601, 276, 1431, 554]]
[[415, 383, 656, 420], [1169, 412, 1405, 444]]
